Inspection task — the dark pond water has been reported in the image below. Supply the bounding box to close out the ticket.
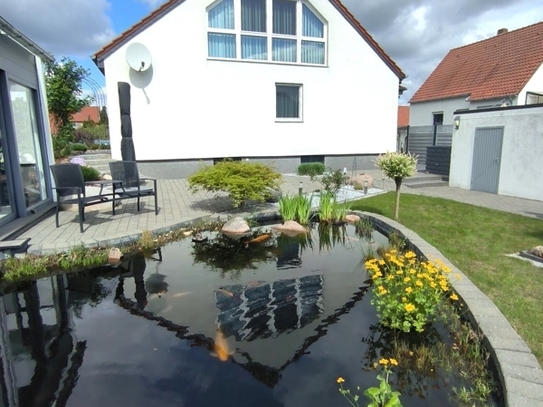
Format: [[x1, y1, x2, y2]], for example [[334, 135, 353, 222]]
[[0, 224, 501, 407]]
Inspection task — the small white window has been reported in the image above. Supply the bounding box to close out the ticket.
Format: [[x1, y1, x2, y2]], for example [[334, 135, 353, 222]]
[[276, 84, 302, 121]]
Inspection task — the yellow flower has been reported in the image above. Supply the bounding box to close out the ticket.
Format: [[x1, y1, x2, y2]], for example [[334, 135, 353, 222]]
[[378, 288, 388, 295], [378, 259, 386, 265], [405, 251, 416, 259], [416, 280, 423, 287], [405, 303, 415, 312], [396, 270, 404, 275], [450, 293, 459, 301], [404, 277, 411, 283], [389, 358, 398, 366], [386, 275, 395, 281], [379, 358, 389, 365], [402, 296, 407, 302], [409, 268, 417, 275], [337, 377, 345, 383], [405, 287, 413, 294]]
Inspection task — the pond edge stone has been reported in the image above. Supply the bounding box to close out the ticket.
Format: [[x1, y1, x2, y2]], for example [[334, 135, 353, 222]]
[[356, 211, 543, 407]]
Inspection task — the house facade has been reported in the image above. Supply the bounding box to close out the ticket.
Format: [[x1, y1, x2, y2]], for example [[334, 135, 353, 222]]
[[0, 16, 55, 238], [409, 23, 543, 127], [93, 0, 405, 177]]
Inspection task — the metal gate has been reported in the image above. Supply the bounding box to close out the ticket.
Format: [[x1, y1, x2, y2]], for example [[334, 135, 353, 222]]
[[407, 125, 453, 164], [470, 127, 504, 193]]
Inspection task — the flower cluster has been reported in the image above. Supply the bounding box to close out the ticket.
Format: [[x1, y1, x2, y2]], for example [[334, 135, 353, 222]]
[[366, 250, 460, 332]]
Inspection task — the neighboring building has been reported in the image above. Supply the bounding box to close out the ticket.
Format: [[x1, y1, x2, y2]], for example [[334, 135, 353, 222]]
[[92, 0, 405, 177], [397, 105, 409, 152], [71, 106, 101, 128], [0, 16, 55, 238], [409, 22, 543, 127], [49, 106, 101, 134]]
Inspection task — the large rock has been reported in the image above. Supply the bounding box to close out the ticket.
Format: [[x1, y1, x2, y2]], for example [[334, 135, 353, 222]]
[[108, 248, 122, 264], [528, 246, 543, 258], [345, 214, 360, 223], [272, 220, 308, 237], [222, 216, 251, 235], [351, 173, 374, 188]]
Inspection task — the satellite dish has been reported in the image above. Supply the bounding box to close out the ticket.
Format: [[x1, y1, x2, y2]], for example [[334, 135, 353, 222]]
[[126, 43, 152, 72]]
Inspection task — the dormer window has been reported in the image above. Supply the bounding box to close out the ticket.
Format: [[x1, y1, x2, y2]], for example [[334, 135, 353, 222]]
[[207, 0, 327, 65]]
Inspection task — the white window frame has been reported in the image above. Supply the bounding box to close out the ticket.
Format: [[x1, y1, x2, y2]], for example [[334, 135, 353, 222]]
[[275, 83, 303, 122], [207, 0, 327, 66]]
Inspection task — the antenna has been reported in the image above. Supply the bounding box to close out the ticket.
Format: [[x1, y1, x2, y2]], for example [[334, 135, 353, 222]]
[[126, 43, 152, 72]]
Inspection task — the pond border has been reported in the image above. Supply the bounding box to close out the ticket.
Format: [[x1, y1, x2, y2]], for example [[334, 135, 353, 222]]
[[357, 211, 543, 407]]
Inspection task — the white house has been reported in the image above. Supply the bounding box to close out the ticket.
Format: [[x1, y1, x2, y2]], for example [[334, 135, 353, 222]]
[[0, 16, 55, 239], [409, 22, 543, 127], [92, 0, 405, 177]]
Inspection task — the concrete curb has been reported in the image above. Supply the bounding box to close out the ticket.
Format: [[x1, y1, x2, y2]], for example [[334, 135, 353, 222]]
[[355, 211, 543, 407]]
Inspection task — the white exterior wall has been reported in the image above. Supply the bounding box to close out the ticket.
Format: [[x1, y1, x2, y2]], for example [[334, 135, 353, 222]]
[[102, 0, 399, 161], [518, 63, 543, 104], [409, 97, 470, 126], [449, 106, 543, 201]]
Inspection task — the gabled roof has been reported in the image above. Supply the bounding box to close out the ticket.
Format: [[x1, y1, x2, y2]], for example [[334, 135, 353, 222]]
[[0, 16, 54, 61], [410, 21, 543, 103], [72, 106, 101, 123], [397, 105, 409, 128], [92, 0, 405, 80]]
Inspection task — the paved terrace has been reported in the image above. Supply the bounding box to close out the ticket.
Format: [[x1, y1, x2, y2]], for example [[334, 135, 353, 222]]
[[12, 169, 543, 406], [19, 169, 543, 255]]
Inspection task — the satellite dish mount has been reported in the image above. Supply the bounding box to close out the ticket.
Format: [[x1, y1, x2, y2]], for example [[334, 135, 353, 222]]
[[126, 43, 152, 72]]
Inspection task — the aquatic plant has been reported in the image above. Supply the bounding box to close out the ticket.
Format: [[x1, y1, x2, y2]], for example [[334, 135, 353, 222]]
[[365, 250, 460, 333], [337, 358, 403, 407]]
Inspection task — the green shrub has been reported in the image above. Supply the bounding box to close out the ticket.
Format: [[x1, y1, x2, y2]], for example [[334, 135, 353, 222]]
[[297, 162, 325, 177], [53, 126, 74, 159], [81, 165, 101, 181], [74, 124, 109, 144], [188, 159, 282, 208], [320, 168, 347, 194], [71, 142, 88, 152]]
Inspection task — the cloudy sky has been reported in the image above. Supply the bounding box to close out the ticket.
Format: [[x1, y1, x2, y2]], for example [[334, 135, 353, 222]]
[[1, 0, 542, 104]]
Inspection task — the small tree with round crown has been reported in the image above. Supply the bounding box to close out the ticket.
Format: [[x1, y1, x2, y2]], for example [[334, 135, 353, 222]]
[[375, 152, 418, 220]]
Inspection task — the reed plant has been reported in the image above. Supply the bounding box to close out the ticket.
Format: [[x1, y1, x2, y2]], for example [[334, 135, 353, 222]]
[[318, 191, 334, 223], [278, 194, 313, 225]]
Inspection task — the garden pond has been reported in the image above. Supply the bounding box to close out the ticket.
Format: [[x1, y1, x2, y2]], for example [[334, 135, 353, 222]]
[[0, 223, 503, 407]]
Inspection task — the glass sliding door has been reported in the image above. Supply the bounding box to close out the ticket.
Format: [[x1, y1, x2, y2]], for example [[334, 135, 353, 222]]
[[9, 82, 48, 209], [0, 121, 13, 220]]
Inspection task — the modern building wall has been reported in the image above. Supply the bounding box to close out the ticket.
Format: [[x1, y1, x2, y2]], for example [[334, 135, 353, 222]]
[[102, 0, 399, 164], [449, 105, 543, 201], [0, 19, 54, 234]]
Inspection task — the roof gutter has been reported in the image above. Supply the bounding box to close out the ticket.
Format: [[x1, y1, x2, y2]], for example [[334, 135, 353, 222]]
[[0, 16, 54, 62]]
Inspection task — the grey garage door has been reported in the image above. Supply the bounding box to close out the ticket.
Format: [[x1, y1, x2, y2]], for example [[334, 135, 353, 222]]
[[470, 127, 504, 194]]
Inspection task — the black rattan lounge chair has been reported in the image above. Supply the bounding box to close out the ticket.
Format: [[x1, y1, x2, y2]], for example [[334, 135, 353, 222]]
[[108, 161, 158, 215], [50, 164, 118, 233]]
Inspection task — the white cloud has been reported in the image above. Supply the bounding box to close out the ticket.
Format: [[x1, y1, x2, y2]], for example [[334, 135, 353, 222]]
[[137, 0, 168, 9], [0, 0, 115, 57]]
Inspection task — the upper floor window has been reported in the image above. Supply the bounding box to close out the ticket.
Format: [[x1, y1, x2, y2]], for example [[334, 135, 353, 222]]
[[207, 0, 326, 65]]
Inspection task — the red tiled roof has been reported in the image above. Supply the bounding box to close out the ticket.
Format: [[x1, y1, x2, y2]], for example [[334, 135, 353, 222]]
[[410, 21, 543, 103], [72, 106, 100, 123], [92, 0, 405, 80], [397, 105, 409, 127]]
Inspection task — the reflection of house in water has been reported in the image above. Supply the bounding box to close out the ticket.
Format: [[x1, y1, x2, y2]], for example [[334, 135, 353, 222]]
[[276, 239, 301, 270], [0, 274, 95, 406], [215, 275, 324, 341]]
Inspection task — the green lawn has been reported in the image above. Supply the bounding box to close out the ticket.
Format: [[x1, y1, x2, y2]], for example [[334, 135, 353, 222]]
[[350, 192, 543, 365]]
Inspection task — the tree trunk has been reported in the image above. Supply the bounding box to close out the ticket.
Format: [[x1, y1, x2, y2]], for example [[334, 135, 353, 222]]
[[394, 177, 402, 220]]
